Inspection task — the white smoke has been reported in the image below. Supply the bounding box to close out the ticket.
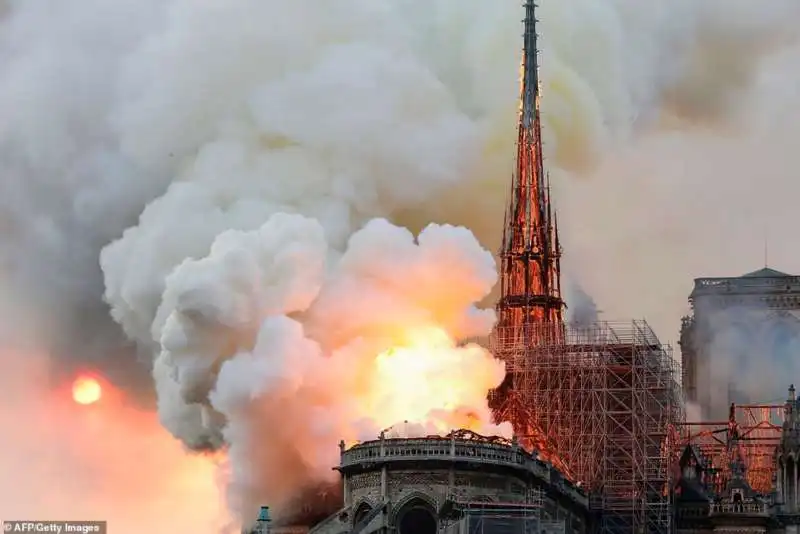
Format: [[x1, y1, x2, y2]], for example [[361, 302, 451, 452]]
[[565, 279, 600, 327], [2, 0, 800, 527], [693, 304, 800, 419], [147, 214, 505, 517], [686, 401, 703, 423]]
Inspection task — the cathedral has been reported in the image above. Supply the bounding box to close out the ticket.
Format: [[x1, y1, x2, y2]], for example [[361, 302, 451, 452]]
[[675, 386, 800, 533], [680, 267, 800, 418]]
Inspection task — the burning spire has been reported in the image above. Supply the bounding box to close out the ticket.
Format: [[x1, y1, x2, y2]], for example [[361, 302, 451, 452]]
[[488, 1, 567, 458], [497, 0, 564, 336]]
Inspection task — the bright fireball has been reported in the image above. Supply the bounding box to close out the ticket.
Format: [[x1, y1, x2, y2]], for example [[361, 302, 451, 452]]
[[72, 376, 102, 405]]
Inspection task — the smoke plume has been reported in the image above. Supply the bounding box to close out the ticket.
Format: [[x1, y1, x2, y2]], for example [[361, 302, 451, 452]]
[[141, 215, 508, 516], [565, 279, 600, 327], [560, 40, 800, 399], [2, 0, 800, 528], [0, 280, 234, 532], [693, 304, 800, 418]]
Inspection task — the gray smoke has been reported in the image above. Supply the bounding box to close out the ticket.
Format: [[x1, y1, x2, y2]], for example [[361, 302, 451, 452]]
[[0, 0, 797, 397], [693, 303, 800, 419], [2, 0, 800, 528], [564, 279, 600, 327]]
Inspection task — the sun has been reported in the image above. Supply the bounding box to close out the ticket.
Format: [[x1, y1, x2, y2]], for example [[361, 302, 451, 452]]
[[72, 376, 102, 405]]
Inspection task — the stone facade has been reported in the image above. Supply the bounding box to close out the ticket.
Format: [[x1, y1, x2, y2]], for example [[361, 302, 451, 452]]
[[308, 429, 591, 534], [675, 387, 800, 534], [679, 268, 800, 418]]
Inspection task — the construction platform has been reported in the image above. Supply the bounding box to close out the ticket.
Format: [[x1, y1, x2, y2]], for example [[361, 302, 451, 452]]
[[485, 320, 683, 534]]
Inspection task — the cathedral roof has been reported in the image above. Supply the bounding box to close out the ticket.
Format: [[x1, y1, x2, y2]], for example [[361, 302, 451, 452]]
[[742, 267, 792, 278]]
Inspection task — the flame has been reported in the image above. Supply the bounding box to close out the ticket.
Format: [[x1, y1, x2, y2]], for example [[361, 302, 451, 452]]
[[366, 326, 505, 436], [72, 376, 102, 405]]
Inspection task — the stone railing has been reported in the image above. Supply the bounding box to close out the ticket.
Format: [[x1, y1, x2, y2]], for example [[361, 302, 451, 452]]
[[709, 502, 768, 516], [339, 435, 534, 476], [338, 434, 587, 507]]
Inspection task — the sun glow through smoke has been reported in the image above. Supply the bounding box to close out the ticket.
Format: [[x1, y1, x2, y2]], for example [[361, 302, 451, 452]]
[[72, 376, 102, 405]]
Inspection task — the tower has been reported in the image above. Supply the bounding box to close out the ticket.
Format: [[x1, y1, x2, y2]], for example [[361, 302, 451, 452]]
[[777, 384, 800, 511], [490, 0, 566, 465], [496, 0, 564, 337], [244, 506, 272, 534], [487, 10, 682, 531]]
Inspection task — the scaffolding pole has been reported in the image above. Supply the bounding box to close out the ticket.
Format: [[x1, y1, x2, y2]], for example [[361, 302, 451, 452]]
[[677, 403, 783, 494], [487, 320, 683, 534], [440, 488, 565, 534]]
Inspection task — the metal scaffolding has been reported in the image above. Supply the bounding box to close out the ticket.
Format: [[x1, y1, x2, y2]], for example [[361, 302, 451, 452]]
[[489, 2, 684, 532], [487, 320, 683, 534], [677, 403, 783, 495], [440, 488, 566, 534]]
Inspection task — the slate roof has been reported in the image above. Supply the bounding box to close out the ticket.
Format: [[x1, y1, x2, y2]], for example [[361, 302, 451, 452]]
[[742, 267, 792, 278]]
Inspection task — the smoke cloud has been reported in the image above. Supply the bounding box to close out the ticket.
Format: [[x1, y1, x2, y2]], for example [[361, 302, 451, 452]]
[[0, 281, 233, 532], [691, 304, 800, 419], [564, 279, 600, 328], [0, 359, 234, 534], [142, 215, 507, 517], [2, 0, 800, 528], [560, 40, 800, 393]]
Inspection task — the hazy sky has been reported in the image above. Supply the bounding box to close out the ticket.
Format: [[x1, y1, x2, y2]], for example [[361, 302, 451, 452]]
[[559, 43, 800, 345]]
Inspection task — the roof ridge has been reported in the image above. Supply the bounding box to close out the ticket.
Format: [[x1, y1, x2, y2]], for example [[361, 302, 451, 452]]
[[742, 267, 792, 278]]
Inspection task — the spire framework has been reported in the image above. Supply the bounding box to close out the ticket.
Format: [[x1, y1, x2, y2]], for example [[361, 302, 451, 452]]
[[489, 0, 566, 471], [488, 7, 682, 534], [496, 0, 563, 336]]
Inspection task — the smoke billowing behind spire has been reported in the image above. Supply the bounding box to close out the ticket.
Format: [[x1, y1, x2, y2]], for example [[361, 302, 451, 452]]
[[2, 0, 800, 528]]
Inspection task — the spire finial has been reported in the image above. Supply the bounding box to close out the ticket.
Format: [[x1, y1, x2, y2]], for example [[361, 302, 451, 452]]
[[521, 0, 541, 130]]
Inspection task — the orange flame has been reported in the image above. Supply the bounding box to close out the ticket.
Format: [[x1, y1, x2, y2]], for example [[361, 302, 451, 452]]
[[366, 326, 506, 437]]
